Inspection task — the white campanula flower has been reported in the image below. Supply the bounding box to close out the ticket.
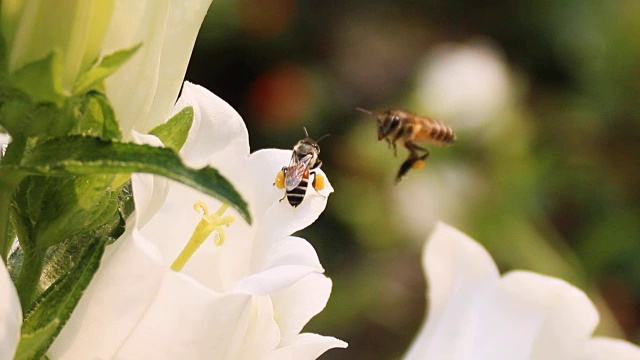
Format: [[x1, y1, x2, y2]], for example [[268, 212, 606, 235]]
[[405, 223, 640, 360], [0, 259, 21, 359], [1, 0, 115, 93], [1, 0, 212, 138], [103, 0, 214, 138], [49, 82, 346, 359]]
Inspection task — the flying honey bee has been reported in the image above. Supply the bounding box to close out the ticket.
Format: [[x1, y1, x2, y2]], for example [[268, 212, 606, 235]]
[[274, 129, 329, 207], [357, 108, 455, 182]]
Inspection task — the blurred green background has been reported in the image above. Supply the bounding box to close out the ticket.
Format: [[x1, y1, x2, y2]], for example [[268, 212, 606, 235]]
[[186, 1, 640, 358]]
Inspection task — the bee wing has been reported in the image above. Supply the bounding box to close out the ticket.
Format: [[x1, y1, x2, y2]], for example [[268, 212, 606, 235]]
[[284, 154, 312, 191], [286, 152, 298, 167]]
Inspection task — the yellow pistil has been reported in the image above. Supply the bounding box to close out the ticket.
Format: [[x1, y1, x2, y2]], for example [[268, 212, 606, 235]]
[[170, 201, 236, 272]]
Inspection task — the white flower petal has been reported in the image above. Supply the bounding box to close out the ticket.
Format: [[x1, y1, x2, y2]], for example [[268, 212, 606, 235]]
[[261, 236, 323, 271], [0, 133, 12, 146], [231, 266, 321, 297], [0, 258, 21, 359], [579, 337, 640, 360], [114, 274, 256, 360], [245, 149, 295, 222], [49, 229, 165, 359], [507, 272, 599, 360], [263, 333, 348, 360], [130, 131, 171, 227], [405, 222, 499, 360], [231, 236, 324, 296], [404, 223, 638, 360], [249, 150, 333, 256], [457, 271, 599, 360], [175, 81, 250, 168], [271, 273, 333, 343], [104, 0, 212, 137], [226, 296, 281, 360]]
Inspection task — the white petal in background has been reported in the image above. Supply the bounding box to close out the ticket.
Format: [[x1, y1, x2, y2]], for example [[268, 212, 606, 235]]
[[0, 133, 11, 160], [405, 223, 640, 360], [0, 259, 21, 360], [415, 40, 512, 132]]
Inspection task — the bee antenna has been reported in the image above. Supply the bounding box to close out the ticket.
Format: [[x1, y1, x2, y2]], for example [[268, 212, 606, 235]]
[[303, 127, 309, 137], [356, 107, 374, 116], [316, 133, 330, 143]]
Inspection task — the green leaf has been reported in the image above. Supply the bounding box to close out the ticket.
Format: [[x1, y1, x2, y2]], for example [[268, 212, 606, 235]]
[[8, 191, 127, 305], [15, 237, 108, 360], [0, 26, 9, 90], [38, 209, 124, 300], [1, 136, 251, 223], [0, 90, 76, 137], [73, 44, 141, 95], [10, 51, 66, 106], [14, 320, 60, 360], [14, 174, 119, 249], [149, 106, 194, 151], [71, 91, 122, 140]]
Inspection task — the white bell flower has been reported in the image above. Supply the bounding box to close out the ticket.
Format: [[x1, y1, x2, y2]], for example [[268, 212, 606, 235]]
[[103, 0, 214, 138], [405, 222, 640, 360], [1, 0, 212, 137], [49, 82, 346, 359]]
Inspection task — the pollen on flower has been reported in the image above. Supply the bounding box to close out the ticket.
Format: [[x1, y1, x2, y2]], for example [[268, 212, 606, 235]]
[[170, 201, 236, 272]]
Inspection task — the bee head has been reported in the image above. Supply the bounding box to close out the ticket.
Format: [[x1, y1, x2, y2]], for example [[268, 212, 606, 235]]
[[356, 107, 399, 140], [378, 110, 400, 139], [295, 128, 327, 157], [294, 138, 320, 157]]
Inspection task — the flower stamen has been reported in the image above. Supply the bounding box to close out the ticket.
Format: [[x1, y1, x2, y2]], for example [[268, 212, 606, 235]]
[[170, 201, 236, 272]]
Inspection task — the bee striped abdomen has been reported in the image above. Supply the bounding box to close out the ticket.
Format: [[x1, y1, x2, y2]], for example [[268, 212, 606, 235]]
[[286, 172, 309, 207], [418, 119, 455, 145]]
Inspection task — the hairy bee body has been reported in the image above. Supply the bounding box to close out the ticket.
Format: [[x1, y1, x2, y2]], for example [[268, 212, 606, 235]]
[[282, 163, 312, 207], [274, 129, 327, 207], [359, 108, 455, 182], [376, 109, 455, 148]]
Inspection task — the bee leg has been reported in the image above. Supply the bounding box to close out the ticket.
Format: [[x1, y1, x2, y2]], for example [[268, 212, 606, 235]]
[[311, 172, 327, 198], [275, 168, 288, 202], [395, 144, 430, 183], [384, 137, 393, 150], [411, 151, 430, 170], [384, 138, 398, 156], [274, 168, 286, 189], [405, 141, 428, 154], [395, 156, 417, 183]]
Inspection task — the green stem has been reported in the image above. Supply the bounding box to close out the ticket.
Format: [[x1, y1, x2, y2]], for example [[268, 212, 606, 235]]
[[0, 135, 26, 261], [0, 189, 14, 261], [16, 246, 45, 313]]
